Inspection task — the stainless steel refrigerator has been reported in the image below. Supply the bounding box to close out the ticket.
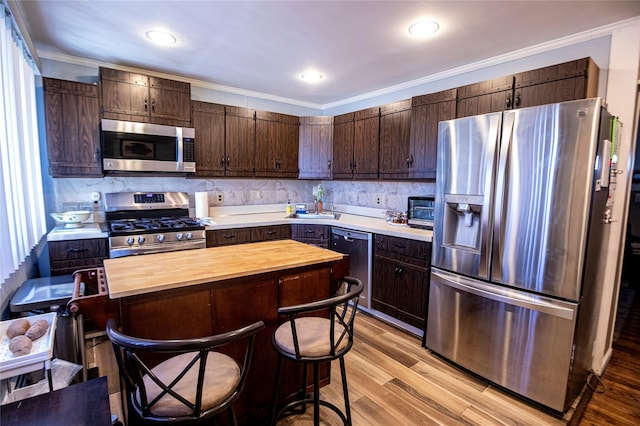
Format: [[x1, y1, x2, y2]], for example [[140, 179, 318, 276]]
[[426, 98, 614, 412]]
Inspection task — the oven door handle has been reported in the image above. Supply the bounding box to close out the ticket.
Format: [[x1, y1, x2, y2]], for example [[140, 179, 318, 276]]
[[109, 240, 206, 258]]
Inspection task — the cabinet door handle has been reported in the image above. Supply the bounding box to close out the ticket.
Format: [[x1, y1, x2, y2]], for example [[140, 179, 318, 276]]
[[515, 92, 521, 107], [94, 147, 100, 162], [223, 234, 235, 239], [67, 248, 88, 254], [221, 157, 226, 166], [267, 231, 276, 235], [393, 243, 406, 249], [327, 160, 331, 170], [227, 157, 231, 166], [151, 99, 156, 113], [144, 98, 148, 112], [505, 95, 512, 109], [306, 230, 316, 235]]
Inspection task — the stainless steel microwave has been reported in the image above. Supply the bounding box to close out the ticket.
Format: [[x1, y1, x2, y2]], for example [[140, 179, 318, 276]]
[[101, 119, 196, 173], [407, 196, 435, 229]]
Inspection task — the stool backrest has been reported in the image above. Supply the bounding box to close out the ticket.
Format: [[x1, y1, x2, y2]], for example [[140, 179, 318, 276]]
[[106, 319, 264, 423], [277, 276, 364, 361]]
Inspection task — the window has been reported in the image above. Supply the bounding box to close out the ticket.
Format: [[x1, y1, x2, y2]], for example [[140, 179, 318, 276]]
[[0, 3, 46, 285]]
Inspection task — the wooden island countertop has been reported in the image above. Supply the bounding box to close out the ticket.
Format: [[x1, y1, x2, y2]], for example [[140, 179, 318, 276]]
[[103, 239, 344, 298]]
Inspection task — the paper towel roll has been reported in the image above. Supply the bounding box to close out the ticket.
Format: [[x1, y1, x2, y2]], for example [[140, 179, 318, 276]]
[[195, 192, 209, 218]]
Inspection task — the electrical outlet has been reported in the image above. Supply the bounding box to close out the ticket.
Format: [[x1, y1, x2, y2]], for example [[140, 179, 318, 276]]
[[251, 190, 262, 200], [216, 193, 224, 204], [376, 196, 382, 205]]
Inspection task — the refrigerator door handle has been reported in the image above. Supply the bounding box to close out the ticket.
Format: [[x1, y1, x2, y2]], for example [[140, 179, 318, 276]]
[[479, 114, 501, 279], [491, 112, 515, 282], [432, 268, 576, 321]]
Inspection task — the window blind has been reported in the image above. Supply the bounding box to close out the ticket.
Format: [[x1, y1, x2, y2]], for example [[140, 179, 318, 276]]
[[0, 3, 46, 285]]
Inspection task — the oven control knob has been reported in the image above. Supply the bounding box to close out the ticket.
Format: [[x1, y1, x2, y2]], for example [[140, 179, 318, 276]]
[[138, 236, 146, 244], [157, 234, 165, 242], [127, 237, 134, 246], [176, 233, 184, 241], [186, 232, 193, 240]]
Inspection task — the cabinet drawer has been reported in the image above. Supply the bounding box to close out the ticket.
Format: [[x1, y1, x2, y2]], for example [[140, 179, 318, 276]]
[[374, 234, 431, 267], [49, 239, 108, 275], [206, 228, 252, 247], [251, 225, 291, 242], [291, 224, 329, 241], [49, 239, 108, 261]]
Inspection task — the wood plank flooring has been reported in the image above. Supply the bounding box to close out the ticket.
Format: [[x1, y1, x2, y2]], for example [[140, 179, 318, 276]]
[[102, 288, 640, 425], [276, 310, 573, 425], [577, 287, 640, 426]]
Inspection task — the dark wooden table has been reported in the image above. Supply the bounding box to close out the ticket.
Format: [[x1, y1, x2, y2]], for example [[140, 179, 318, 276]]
[[1, 376, 112, 426]]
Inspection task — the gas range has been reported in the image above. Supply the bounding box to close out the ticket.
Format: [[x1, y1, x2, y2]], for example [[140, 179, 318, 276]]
[[104, 192, 206, 258]]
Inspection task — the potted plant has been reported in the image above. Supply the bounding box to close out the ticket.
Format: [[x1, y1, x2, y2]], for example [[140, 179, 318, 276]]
[[312, 184, 324, 213]]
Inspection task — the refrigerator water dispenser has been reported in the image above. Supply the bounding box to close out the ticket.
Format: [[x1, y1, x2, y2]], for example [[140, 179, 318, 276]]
[[442, 194, 484, 252]]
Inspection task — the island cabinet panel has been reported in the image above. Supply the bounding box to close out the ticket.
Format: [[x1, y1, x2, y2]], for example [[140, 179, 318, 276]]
[[191, 101, 226, 177], [456, 75, 514, 118], [331, 113, 355, 179], [372, 235, 431, 330], [99, 67, 191, 127], [49, 238, 108, 275], [206, 228, 252, 247], [255, 111, 299, 178], [43, 78, 102, 177], [379, 99, 412, 179], [513, 57, 599, 109], [298, 116, 333, 179], [353, 106, 380, 179], [225, 106, 257, 177], [210, 278, 279, 423], [251, 224, 291, 242], [291, 224, 330, 248], [119, 286, 214, 340], [409, 89, 457, 180]]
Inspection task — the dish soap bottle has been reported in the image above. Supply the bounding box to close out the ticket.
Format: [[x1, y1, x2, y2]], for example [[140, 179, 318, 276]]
[[286, 200, 293, 216]]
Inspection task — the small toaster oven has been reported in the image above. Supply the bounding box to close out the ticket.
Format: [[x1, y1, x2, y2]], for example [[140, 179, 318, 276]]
[[407, 196, 435, 230]]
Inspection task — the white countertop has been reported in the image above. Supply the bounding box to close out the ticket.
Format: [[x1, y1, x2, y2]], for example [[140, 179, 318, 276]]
[[46, 223, 108, 241], [46, 206, 432, 242], [204, 208, 432, 242]]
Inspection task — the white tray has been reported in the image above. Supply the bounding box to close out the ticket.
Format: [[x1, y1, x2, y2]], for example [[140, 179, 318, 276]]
[[0, 312, 57, 379]]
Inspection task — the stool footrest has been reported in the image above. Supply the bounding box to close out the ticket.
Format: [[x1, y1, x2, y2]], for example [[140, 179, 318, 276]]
[[275, 398, 349, 425]]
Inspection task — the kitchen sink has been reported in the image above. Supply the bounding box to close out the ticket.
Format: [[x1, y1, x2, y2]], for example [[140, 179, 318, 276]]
[[288, 212, 340, 220]]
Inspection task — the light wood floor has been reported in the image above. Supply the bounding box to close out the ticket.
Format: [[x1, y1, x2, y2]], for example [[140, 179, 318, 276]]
[[276, 311, 575, 426], [100, 293, 640, 426]]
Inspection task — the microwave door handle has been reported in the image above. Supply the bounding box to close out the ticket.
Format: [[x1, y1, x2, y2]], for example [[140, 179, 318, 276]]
[[176, 127, 184, 168]]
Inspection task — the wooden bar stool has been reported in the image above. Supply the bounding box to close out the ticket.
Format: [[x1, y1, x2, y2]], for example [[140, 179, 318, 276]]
[[270, 277, 363, 425], [106, 319, 264, 425]]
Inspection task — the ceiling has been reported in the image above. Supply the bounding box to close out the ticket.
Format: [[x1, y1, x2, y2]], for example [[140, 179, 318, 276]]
[[13, 1, 640, 108]]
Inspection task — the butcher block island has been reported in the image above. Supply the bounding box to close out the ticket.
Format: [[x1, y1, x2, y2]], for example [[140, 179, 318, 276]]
[[103, 239, 345, 298], [73, 239, 349, 425]]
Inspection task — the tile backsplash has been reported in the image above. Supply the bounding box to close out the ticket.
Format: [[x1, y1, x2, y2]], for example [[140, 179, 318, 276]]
[[50, 176, 435, 218]]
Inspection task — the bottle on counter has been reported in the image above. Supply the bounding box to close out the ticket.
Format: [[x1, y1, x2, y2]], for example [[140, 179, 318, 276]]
[[286, 200, 293, 216]]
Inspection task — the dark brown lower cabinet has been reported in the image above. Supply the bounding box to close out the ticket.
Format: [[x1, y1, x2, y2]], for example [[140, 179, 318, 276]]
[[290, 224, 330, 248], [372, 235, 431, 331], [49, 238, 108, 275], [206, 228, 252, 246]]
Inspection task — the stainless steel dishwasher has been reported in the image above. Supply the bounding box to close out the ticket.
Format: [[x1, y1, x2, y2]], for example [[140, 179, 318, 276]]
[[331, 227, 372, 310]]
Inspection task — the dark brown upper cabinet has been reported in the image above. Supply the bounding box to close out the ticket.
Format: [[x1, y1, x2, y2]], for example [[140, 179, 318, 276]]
[[331, 112, 355, 179], [298, 116, 333, 179], [456, 75, 514, 118], [332, 107, 379, 180], [100, 67, 191, 127], [409, 89, 457, 180], [255, 111, 299, 178], [191, 101, 226, 177], [225, 106, 257, 177], [43, 78, 103, 177], [379, 99, 412, 180], [513, 57, 599, 109]]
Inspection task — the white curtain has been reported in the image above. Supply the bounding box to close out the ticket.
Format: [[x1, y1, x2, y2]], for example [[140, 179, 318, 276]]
[[0, 4, 46, 285]]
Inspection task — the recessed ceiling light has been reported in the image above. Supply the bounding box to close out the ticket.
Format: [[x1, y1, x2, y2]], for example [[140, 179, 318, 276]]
[[301, 72, 323, 83], [408, 20, 440, 37], [146, 30, 176, 46]]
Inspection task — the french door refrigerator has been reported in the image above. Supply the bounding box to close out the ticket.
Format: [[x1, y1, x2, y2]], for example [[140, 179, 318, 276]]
[[426, 98, 614, 412]]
